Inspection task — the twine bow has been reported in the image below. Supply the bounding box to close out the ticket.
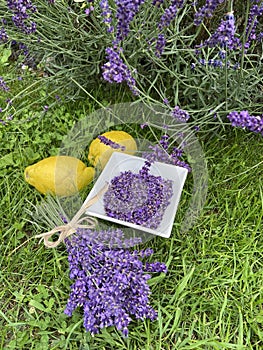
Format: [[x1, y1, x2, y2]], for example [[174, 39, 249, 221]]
[[35, 184, 108, 248]]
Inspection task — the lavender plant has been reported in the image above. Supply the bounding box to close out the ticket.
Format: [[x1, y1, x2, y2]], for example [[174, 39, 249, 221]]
[[0, 0, 262, 132]]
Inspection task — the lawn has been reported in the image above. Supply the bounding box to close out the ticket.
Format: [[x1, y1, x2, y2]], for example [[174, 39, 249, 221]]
[[1, 99, 262, 349]]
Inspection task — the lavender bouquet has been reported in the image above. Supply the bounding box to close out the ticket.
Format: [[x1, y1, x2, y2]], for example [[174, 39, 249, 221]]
[[64, 228, 167, 337]]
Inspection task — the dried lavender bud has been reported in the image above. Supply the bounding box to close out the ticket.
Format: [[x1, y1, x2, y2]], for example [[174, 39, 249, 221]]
[[103, 161, 174, 229]]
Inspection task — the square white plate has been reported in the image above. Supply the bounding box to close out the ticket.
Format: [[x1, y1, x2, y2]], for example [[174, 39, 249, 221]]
[[85, 152, 188, 238]]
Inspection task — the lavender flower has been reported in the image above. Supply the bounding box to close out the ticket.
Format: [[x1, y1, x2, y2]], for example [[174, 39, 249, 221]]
[[227, 111, 263, 136], [194, 0, 224, 26], [155, 34, 166, 57], [85, 6, 94, 16], [98, 135, 126, 151], [158, 1, 184, 30], [102, 47, 138, 95], [0, 26, 8, 42], [7, 0, 37, 34], [0, 77, 10, 92], [154, 0, 184, 56], [171, 106, 190, 122], [143, 135, 191, 172], [114, 0, 146, 43], [64, 228, 167, 336], [199, 12, 241, 51], [99, 0, 114, 33], [245, 3, 263, 49], [103, 161, 173, 229]]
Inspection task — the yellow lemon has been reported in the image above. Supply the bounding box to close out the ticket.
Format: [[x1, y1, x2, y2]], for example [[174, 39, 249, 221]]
[[24, 156, 95, 196], [88, 130, 137, 168]]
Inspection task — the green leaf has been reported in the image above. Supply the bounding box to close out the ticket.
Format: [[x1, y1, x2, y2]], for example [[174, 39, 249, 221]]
[[0, 48, 12, 64], [0, 153, 14, 168], [29, 300, 48, 312]]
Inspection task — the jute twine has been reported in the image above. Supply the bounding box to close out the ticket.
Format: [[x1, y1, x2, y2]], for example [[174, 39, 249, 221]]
[[35, 184, 108, 248]]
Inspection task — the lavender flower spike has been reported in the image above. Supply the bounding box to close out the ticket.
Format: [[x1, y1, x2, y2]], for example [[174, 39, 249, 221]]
[[102, 47, 138, 95], [0, 77, 10, 92], [114, 0, 146, 42], [194, 0, 224, 26], [98, 135, 126, 151], [171, 106, 190, 122], [227, 111, 263, 136], [201, 12, 241, 51]]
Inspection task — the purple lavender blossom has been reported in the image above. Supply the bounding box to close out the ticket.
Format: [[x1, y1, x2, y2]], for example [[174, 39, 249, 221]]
[[7, 0, 37, 34], [85, 6, 94, 16], [103, 161, 173, 229], [245, 3, 263, 49], [102, 47, 138, 95], [171, 106, 190, 122], [227, 110, 263, 136], [155, 34, 166, 57], [194, 0, 224, 26], [98, 135, 126, 151], [158, 1, 184, 30], [0, 26, 8, 42], [199, 58, 224, 68], [99, 0, 114, 33], [0, 77, 10, 92], [114, 0, 146, 42], [154, 0, 184, 56], [64, 228, 166, 336], [199, 12, 241, 51], [142, 135, 191, 172]]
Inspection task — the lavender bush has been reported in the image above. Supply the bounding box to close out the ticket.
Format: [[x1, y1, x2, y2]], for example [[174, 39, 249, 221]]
[[0, 0, 262, 133]]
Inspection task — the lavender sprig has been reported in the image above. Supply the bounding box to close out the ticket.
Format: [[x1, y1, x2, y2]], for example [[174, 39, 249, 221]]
[[98, 135, 126, 151], [7, 0, 37, 34], [64, 228, 167, 337], [99, 0, 114, 33], [227, 111, 263, 136], [0, 26, 8, 42], [245, 2, 263, 49], [0, 77, 10, 92], [114, 0, 146, 43], [143, 135, 191, 172], [171, 106, 190, 122], [154, 0, 185, 56], [194, 0, 224, 26], [198, 12, 241, 52], [102, 47, 138, 95]]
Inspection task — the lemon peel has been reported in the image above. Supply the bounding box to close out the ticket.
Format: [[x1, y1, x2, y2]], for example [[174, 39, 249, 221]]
[[24, 156, 95, 196], [88, 130, 137, 169]]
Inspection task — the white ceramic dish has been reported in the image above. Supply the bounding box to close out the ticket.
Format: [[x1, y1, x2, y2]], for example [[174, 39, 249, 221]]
[[85, 152, 188, 238]]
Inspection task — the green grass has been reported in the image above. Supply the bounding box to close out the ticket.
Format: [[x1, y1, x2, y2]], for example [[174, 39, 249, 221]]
[[1, 93, 262, 350]]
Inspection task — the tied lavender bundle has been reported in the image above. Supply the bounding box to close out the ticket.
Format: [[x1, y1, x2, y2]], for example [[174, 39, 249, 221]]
[[64, 228, 167, 337]]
